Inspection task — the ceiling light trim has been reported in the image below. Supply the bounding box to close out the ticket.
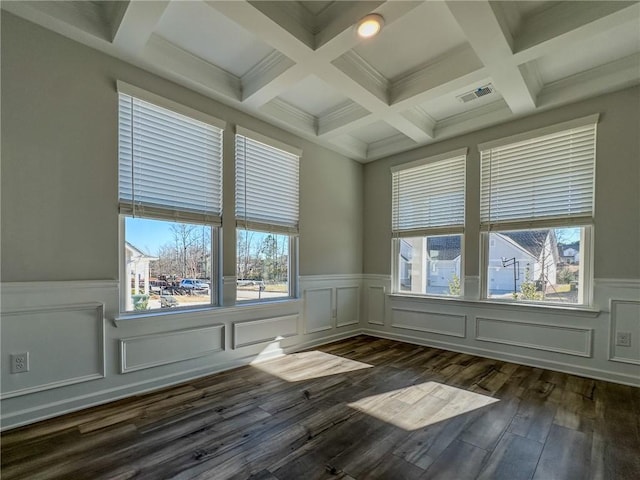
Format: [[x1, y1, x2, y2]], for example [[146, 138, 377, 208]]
[[356, 13, 385, 38]]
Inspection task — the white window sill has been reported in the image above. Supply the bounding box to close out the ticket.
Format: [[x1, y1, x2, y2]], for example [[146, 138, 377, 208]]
[[388, 293, 601, 317], [113, 298, 303, 327]]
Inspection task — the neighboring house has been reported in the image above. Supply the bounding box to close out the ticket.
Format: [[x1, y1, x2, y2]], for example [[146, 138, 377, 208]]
[[488, 231, 559, 295], [426, 236, 462, 293], [559, 241, 580, 264], [399, 237, 461, 294], [125, 242, 158, 310]]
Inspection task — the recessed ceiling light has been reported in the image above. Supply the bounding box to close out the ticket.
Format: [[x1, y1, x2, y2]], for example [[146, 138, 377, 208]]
[[356, 14, 384, 39]]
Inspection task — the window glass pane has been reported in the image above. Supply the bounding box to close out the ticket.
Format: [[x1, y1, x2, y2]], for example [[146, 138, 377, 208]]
[[236, 229, 290, 301], [487, 227, 583, 304], [124, 217, 212, 312], [398, 235, 462, 296]]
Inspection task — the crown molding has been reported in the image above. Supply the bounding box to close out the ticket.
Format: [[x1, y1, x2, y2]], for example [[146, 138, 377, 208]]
[[537, 53, 640, 109], [332, 51, 389, 104], [367, 133, 416, 161], [145, 34, 242, 101], [390, 44, 486, 106], [328, 135, 368, 161], [318, 101, 371, 136], [241, 51, 296, 101], [260, 98, 317, 136], [434, 99, 512, 140]]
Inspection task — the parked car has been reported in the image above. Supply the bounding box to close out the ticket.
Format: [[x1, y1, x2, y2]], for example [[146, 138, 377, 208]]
[[179, 279, 209, 295]]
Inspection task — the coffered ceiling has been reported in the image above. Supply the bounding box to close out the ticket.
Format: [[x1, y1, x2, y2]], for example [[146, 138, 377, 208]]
[[3, 1, 639, 162]]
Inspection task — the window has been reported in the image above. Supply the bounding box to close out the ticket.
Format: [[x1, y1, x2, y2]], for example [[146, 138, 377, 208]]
[[118, 82, 224, 313], [235, 128, 300, 301], [391, 149, 467, 296], [479, 115, 597, 305]]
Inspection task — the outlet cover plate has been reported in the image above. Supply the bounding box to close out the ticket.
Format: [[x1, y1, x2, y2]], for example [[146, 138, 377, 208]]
[[10, 352, 29, 374], [616, 332, 632, 347]]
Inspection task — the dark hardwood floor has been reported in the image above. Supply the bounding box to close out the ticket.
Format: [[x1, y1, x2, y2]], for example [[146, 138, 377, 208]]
[[2, 335, 639, 479]]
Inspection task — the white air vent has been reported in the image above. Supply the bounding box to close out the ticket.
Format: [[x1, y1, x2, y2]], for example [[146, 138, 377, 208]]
[[457, 84, 495, 103]]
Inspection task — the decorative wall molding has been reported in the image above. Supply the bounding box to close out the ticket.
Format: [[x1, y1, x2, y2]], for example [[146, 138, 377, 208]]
[[304, 287, 334, 333], [609, 299, 640, 365], [233, 315, 298, 349], [475, 317, 593, 357], [1, 303, 106, 399], [594, 278, 640, 288], [120, 325, 224, 373], [367, 285, 386, 325], [391, 308, 466, 338], [336, 286, 360, 327], [1, 280, 118, 294]]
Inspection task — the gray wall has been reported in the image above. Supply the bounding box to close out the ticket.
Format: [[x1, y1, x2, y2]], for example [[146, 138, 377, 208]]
[[1, 12, 363, 282], [363, 86, 640, 280]]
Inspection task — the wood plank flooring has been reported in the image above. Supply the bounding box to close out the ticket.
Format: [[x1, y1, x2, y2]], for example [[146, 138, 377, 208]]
[[2, 335, 639, 479]]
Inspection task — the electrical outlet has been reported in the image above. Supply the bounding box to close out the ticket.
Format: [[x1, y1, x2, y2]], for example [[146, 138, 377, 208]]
[[616, 332, 632, 347], [10, 352, 29, 374]]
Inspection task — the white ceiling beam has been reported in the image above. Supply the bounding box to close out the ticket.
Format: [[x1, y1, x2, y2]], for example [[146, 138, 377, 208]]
[[206, 0, 432, 143], [111, 1, 170, 55], [446, 1, 537, 115]]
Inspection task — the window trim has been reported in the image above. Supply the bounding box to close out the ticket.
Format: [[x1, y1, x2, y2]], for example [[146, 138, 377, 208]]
[[480, 224, 594, 307], [234, 228, 299, 304]]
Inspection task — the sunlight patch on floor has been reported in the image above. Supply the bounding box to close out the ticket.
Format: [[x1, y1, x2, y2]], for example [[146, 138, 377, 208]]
[[252, 350, 373, 382], [348, 381, 499, 431]]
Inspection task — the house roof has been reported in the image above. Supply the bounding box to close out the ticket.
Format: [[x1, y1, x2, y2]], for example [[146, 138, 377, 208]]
[[501, 231, 550, 258], [399, 236, 461, 262], [125, 242, 157, 260], [4, 1, 639, 163]]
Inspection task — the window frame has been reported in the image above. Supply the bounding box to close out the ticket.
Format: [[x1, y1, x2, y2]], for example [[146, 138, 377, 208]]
[[390, 148, 467, 298], [392, 233, 465, 298], [478, 115, 598, 307], [480, 225, 593, 307], [235, 227, 299, 304], [116, 82, 225, 315], [118, 216, 221, 314]]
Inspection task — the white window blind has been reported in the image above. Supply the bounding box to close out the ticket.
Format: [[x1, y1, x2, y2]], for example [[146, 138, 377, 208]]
[[235, 133, 299, 233], [391, 150, 466, 236], [480, 119, 597, 230], [118, 92, 223, 224]]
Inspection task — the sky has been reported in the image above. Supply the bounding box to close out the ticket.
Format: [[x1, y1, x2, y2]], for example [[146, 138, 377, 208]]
[[126, 218, 275, 256], [127, 218, 581, 257]]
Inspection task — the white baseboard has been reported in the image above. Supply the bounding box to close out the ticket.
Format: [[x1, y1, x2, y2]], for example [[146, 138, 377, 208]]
[[361, 328, 640, 388]]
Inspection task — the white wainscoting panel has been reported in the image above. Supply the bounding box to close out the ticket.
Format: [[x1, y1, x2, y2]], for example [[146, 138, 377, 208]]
[[120, 325, 224, 373], [233, 315, 298, 349], [1, 303, 105, 399], [336, 286, 360, 327], [475, 317, 593, 357], [367, 286, 386, 325], [304, 288, 333, 333], [609, 300, 640, 365], [391, 308, 466, 338]]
